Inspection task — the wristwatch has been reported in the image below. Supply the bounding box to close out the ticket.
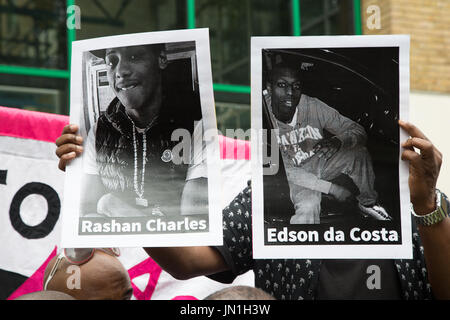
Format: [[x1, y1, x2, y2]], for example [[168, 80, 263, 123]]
[[411, 189, 449, 226]]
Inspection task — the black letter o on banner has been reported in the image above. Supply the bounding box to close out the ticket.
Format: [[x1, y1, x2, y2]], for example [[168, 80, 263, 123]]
[[9, 182, 60, 239]]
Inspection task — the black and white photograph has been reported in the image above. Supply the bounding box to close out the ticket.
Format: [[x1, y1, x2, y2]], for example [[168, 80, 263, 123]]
[[251, 35, 412, 259], [61, 29, 222, 248]]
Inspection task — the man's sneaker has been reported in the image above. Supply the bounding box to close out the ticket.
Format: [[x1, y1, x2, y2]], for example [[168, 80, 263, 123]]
[[358, 203, 393, 221]]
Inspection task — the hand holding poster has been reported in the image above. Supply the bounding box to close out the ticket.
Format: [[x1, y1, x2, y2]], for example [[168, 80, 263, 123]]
[[251, 35, 412, 259], [61, 29, 222, 248]]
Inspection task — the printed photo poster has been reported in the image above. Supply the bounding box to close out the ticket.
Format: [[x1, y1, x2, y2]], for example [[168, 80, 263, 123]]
[[251, 35, 412, 259], [61, 28, 223, 247]]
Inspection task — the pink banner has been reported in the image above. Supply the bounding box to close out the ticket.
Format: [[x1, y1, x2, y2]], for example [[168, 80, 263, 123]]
[[0, 106, 250, 159], [0, 107, 68, 143]]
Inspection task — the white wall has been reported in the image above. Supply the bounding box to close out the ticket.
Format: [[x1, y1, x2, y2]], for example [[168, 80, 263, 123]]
[[409, 91, 450, 194]]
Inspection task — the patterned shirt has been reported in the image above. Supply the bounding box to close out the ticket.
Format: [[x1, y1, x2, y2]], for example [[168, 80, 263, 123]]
[[211, 181, 438, 300], [272, 94, 367, 167]]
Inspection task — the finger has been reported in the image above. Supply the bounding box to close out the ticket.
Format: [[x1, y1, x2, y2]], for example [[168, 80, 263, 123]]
[[402, 137, 434, 159], [55, 133, 83, 147], [401, 149, 421, 163], [61, 124, 79, 135], [56, 124, 81, 146], [398, 120, 429, 141], [61, 151, 77, 161], [58, 160, 65, 172], [55, 143, 83, 159], [58, 152, 76, 171], [402, 137, 431, 149], [401, 137, 415, 151]]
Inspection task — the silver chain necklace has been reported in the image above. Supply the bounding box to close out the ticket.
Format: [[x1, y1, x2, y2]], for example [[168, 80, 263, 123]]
[[129, 117, 148, 207], [122, 105, 164, 214]]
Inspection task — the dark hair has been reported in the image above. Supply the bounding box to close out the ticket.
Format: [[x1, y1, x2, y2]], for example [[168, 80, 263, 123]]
[[269, 62, 303, 84], [264, 51, 305, 86]]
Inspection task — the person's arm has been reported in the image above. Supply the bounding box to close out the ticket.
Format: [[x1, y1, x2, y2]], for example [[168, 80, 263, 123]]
[[146, 179, 231, 280], [146, 183, 254, 281], [313, 97, 367, 149], [180, 177, 209, 215], [399, 120, 450, 299], [81, 173, 107, 215], [179, 119, 209, 216], [143, 246, 228, 280], [286, 166, 331, 193], [286, 157, 353, 201]]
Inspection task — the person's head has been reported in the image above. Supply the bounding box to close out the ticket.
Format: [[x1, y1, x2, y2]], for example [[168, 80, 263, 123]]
[[15, 290, 76, 300], [204, 285, 276, 300], [267, 62, 303, 124], [43, 249, 133, 300], [103, 44, 167, 114]]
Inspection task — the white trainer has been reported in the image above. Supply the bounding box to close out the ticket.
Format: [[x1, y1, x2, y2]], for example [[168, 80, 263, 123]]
[[358, 203, 393, 221]]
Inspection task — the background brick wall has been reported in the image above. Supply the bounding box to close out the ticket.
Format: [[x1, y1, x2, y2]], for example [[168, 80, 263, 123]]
[[361, 0, 450, 93]]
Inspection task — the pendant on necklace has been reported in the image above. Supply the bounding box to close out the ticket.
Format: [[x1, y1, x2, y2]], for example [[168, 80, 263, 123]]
[[161, 149, 173, 163], [136, 197, 148, 207]]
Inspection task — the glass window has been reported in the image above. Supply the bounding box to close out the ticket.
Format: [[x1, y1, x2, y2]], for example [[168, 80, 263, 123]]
[[216, 102, 250, 136], [75, 0, 187, 40], [301, 0, 355, 35], [0, 0, 68, 69], [0, 74, 69, 114], [196, 0, 291, 86], [215, 90, 250, 133]]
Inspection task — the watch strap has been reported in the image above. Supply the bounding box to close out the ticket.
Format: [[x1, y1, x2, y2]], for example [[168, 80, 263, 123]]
[[411, 189, 449, 226]]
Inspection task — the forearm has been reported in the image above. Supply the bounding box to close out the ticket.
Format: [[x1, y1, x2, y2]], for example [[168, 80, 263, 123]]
[[80, 173, 105, 215], [181, 177, 209, 215], [317, 99, 367, 149], [419, 217, 450, 299], [398, 120, 447, 298], [143, 246, 228, 280]]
